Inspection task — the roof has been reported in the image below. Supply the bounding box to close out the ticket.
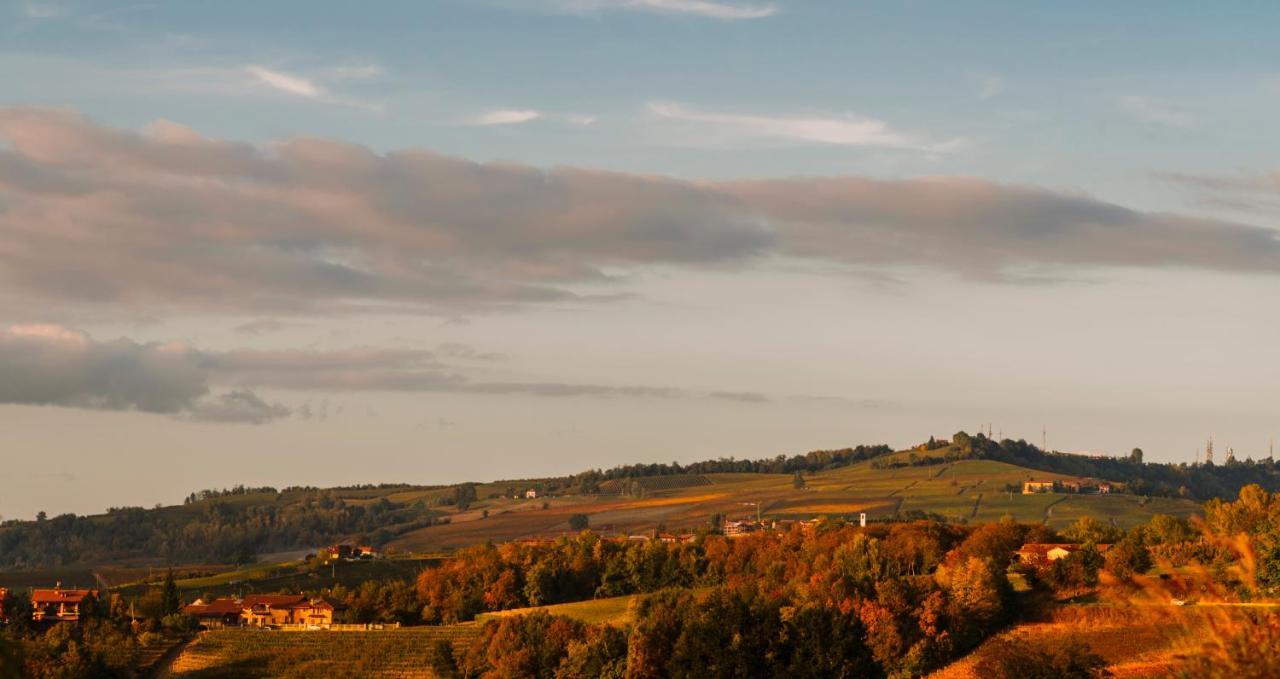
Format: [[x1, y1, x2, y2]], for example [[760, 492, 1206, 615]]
[[243, 594, 306, 608], [1016, 542, 1113, 555], [31, 588, 97, 604], [183, 598, 243, 617], [309, 597, 349, 611]]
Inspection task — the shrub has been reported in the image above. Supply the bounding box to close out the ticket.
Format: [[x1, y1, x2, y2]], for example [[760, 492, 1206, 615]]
[[974, 637, 1107, 678]]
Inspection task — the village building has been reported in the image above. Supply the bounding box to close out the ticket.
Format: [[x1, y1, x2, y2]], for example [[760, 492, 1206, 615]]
[[182, 598, 244, 628], [239, 594, 349, 628], [241, 594, 308, 626], [525, 489, 540, 499], [722, 520, 759, 537], [30, 586, 98, 622], [1014, 543, 1112, 565]]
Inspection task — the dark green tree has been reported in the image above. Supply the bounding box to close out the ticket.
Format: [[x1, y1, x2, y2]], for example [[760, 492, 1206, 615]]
[[161, 569, 182, 617]]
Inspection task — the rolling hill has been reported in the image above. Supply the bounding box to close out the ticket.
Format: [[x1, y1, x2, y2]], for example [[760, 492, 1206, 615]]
[[0, 434, 1241, 580]]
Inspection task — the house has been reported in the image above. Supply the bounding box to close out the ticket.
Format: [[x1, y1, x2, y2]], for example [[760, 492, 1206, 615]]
[[241, 594, 309, 626], [525, 489, 540, 499], [183, 598, 244, 628], [322, 544, 354, 561], [31, 586, 98, 622], [294, 598, 348, 627], [723, 520, 759, 537], [1014, 543, 1113, 565], [240, 594, 350, 628], [1022, 481, 1056, 494], [1097, 483, 1113, 494], [355, 545, 381, 559]]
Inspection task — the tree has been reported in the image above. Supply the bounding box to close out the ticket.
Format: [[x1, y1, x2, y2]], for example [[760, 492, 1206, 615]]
[[568, 514, 590, 531], [1104, 534, 1152, 580], [162, 569, 182, 617], [452, 483, 478, 511], [1130, 448, 1144, 464], [429, 639, 460, 679], [1061, 516, 1123, 545], [793, 472, 806, 489]]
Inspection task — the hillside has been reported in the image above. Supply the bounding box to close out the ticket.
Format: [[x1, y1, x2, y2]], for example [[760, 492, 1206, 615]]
[[0, 434, 1246, 573]]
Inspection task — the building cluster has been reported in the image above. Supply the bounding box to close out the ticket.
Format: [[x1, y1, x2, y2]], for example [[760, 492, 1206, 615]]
[[0, 586, 102, 624], [1021, 479, 1114, 495], [318, 543, 381, 562], [723, 518, 821, 537], [1013, 542, 1113, 565], [183, 594, 349, 629]]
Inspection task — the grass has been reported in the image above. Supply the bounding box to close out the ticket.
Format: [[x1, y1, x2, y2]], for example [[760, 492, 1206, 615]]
[[927, 604, 1226, 678], [110, 556, 442, 599], [476, 593, 639, 627]]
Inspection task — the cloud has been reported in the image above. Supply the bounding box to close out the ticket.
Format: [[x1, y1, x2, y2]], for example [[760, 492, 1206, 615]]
[[976, 74, 1004, 100], [0, 324, 809, 420], [0, 324, 287, 423], [567, 114, 598, 126], [551, 0, 776, 20], [246, 65, 323, 98], [23, 1, 64, 19], [648, 101, 961, 150], [186, 389, 290, 424], [469, 109, 541, 126], [1, 107, 1279, 320], [1116, 95, 1197, 129]]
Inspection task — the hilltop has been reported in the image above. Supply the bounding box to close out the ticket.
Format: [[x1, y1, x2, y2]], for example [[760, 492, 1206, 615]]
[[0, 432, 1266, 574]]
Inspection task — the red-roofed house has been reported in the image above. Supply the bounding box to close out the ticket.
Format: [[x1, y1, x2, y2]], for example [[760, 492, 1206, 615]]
[[239, 594, 349, 628], [183, 598, 244, 628], [1014, 543, 1112, 566], [242, 594, 308, 627], [30, 587, 98, 622]]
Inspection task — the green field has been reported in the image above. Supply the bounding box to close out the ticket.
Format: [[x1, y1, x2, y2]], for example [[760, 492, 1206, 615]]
[[108, 555, 444, 599], [168, 626, 479, 678], [477, 593, 639, 627]]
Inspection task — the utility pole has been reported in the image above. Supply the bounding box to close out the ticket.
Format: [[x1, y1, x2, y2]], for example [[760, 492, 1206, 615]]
[[1042, 426, 1047, 452]]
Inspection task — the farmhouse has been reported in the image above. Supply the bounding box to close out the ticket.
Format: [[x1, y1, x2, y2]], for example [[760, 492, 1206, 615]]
[[239, 595, 350, 628], [30, 586, 98, 622], [723, 520, 760, 537], [525, 489, 540, 499], [1022, 480, 1056, 494], [1014, 543, 1113, 565], [242, 594, 308, 626], [183, 598, 243, 628]]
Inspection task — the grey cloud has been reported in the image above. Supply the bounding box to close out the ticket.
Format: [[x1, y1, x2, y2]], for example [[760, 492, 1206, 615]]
[[0, 325, 810, 421], [3, 108, 1279, 319], [709, 391, 769, 403], [186, 389, 291, 424], [0, 325, 287, 423]]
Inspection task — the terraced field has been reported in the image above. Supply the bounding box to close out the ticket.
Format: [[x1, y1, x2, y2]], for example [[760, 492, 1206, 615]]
[[167, 626, 479, 678], [383, 457, 1202, 552]]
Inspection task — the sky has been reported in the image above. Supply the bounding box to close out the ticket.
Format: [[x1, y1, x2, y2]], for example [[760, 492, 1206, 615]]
[[2, 0, 1279, 520]]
